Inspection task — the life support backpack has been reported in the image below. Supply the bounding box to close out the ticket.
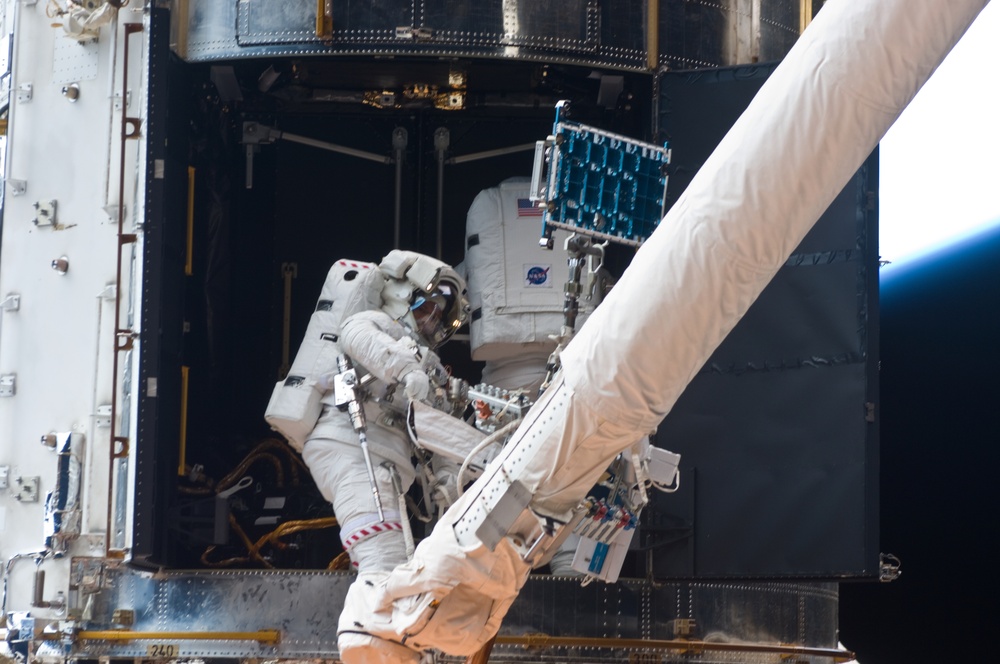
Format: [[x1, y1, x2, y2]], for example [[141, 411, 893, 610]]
[[265, 259, 385, 450], [464, 177, 593, 361]]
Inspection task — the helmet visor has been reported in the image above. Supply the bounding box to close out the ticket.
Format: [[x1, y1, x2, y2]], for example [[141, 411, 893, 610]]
[[411, 281, 463, 347]]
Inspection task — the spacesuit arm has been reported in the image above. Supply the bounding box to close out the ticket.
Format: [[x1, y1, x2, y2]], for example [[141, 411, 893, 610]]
[[339, 309, 426, 386]]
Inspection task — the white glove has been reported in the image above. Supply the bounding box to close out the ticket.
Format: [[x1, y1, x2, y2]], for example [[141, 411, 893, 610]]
[[316, 372, 337, 392], [401, 370, 430, 403]]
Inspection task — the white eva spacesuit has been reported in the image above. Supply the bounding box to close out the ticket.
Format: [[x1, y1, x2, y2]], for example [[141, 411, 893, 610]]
[[265, 250, 469, 574], [464, 176, 596, 398]]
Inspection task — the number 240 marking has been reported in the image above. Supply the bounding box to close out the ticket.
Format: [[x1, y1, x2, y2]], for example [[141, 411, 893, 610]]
[[147, 644, 178, 658]]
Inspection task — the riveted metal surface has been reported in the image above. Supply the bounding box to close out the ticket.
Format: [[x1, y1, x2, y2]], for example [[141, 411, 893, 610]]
[[70, 567, 345, 658], [175, 1, 804, 71], [659, 0, 802, 70], [69, 566, 838, 661], [237, 0, 320, 46]]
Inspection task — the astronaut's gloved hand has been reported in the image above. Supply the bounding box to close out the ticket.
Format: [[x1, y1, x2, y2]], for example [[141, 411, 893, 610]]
[[418, 347, 448, 386], [316, 372, 337, 392], [401, 370, 431, 403]]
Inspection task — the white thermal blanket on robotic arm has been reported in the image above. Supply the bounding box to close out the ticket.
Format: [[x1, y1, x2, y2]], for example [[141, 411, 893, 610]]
[[339, 0, 991, 661]]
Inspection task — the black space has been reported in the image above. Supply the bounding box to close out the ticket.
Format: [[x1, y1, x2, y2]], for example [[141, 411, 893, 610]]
[[839, 221, 1000, 661]]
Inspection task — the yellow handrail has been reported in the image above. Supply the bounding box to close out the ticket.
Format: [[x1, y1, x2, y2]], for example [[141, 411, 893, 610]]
[[76, 630, 281, 645]]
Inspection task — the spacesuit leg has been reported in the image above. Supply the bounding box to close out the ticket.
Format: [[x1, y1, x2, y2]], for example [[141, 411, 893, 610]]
[[301, 437, 412, 572], [304, 437, 424, 663]]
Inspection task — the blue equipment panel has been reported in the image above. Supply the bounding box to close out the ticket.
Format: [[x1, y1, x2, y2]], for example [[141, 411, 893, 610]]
[[531, 102, 671, 248]]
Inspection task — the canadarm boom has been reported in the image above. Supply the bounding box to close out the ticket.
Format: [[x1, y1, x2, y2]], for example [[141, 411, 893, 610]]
[[340, 0, 991, 660]]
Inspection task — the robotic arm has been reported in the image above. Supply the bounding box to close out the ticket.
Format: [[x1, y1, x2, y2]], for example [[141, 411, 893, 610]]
[[337, 0, 990, 661]]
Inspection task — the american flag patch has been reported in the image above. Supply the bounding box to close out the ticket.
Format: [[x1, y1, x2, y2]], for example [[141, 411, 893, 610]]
[[517, 198, 543, 217]]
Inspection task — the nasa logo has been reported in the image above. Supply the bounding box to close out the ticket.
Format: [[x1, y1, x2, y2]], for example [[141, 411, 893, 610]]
[[525, 265, 551, 287]]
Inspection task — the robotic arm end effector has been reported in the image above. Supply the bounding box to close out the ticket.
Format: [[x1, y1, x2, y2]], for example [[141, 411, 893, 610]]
[[338, 378, 649, 656]]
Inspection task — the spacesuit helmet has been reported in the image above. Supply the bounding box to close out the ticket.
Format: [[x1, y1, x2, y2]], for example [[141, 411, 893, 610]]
[[379, 250, 469, 348], [409, 276, 465, 347]]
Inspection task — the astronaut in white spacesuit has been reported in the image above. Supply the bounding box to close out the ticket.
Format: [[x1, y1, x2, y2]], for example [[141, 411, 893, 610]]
[[266, 250, 468, 576], [302, 262, 467, 571]]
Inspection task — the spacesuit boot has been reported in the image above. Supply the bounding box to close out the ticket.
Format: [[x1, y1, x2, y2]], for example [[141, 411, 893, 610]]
[[338, 571, 422, 664], [339, 625, 421, 663]]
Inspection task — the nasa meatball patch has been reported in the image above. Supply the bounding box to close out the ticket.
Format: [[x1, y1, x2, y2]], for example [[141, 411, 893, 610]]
[[524, 264, 552, 288]]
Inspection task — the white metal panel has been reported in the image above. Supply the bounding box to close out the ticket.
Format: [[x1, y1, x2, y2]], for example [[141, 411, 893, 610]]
[[0, 1, 147, 619]]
